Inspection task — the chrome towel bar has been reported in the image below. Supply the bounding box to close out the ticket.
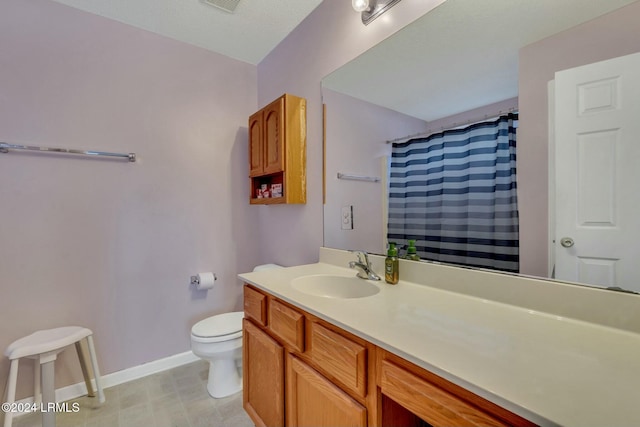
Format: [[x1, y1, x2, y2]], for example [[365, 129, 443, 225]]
[[337, 172, 380, 183], [0, 142, 136, 162]]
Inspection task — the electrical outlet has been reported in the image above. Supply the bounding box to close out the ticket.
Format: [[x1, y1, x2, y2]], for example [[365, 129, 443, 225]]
[[341, 205, 353, 230]]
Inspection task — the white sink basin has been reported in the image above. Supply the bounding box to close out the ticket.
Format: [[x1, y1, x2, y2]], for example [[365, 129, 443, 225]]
[[291, 274, 381, 299]]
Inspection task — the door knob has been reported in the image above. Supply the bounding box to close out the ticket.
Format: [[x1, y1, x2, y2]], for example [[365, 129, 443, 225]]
[[560, 237, 574, 248]]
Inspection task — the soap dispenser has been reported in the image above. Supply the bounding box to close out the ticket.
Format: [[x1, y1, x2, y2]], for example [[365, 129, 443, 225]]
[[405, 239, 421, 261], [385, 242, 399, 285]]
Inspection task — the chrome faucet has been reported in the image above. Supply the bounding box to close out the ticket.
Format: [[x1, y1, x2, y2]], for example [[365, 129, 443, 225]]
[[349, 250, 381, 281]]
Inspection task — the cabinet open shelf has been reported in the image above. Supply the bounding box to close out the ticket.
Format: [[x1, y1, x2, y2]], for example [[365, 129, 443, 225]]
[[250, 172, 285, 205]]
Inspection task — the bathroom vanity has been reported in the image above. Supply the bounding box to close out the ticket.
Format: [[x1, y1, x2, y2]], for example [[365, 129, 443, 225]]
[[238, 248, 640, 427], [242, 285, 533, 426]]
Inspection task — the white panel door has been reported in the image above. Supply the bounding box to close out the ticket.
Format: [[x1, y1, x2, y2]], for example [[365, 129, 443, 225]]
[[555, 52, 640, 292]]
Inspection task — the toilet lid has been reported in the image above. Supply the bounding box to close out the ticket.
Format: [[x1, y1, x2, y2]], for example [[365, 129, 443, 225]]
[[191, 311, 244, 338]]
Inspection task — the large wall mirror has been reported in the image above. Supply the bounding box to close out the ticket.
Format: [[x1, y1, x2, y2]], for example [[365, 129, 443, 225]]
[[322, 0, 640, 293]]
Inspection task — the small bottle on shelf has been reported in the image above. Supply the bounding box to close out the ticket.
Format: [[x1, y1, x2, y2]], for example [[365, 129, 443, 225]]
[[385, 243, 399, 285], [405, 240, 420, 261]]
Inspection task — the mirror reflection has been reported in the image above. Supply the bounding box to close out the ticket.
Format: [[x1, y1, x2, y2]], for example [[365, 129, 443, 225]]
[[322, 0, 640, 292]]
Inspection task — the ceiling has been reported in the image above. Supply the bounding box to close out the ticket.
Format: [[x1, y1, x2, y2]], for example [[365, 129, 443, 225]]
[[50, 0, 323, 65], [322, 0, 638, 121], [49, 0, 638, 118]]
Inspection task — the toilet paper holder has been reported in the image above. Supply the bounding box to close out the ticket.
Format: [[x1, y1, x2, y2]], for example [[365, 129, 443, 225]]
[[191, 273, 217, 286]]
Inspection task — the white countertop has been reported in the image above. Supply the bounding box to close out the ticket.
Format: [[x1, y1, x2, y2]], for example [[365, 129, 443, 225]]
[[239, 256, 640, 427]]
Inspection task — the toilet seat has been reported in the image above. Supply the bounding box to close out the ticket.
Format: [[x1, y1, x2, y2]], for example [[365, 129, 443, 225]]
[[191, 311, 244, 343]]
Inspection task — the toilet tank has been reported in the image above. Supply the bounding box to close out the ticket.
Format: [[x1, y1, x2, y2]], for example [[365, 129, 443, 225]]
[[253, 264, 283, 272]]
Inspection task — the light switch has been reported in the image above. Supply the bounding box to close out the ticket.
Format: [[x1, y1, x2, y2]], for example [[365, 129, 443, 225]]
[[341, 205, 353, 230]]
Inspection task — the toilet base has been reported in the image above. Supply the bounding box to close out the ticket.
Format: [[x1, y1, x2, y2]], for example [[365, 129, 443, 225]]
[[206, 358, 242, 398]]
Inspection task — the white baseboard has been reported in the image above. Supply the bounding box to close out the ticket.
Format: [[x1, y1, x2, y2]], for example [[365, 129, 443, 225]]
[[15, 350, 200, 408]]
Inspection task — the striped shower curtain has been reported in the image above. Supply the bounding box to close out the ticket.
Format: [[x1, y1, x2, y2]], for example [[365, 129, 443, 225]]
[[387, 114, 519, 273]]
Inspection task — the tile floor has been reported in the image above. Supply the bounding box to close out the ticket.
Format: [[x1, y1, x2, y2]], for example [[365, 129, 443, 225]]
[[13, 360, 253, 427]]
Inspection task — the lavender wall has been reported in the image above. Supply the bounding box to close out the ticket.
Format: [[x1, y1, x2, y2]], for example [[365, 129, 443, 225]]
[[322, 89, 428, 254], [518, 1, 640, 276], [0, 0, 258, 398], [256, 0, 446, 266]]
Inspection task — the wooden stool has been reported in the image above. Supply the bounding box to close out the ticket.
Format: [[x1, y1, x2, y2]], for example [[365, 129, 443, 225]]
[[3, 327, 104, 427]]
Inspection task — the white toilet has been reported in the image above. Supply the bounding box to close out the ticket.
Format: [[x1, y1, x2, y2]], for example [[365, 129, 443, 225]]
[[190, 263, 282, 398], [191, 311, 244, 398]]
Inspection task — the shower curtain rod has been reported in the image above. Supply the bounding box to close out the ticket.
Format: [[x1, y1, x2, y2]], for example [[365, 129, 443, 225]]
[[386, 107, 518, 144], [0, 142, 136, 162]]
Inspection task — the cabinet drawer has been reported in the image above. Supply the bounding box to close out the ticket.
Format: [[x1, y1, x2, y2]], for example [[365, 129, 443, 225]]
[[244, 285, 267, 326], [309, 321, 367, 398], [380, 360, 507, 427], [268, 299, 305, 352]]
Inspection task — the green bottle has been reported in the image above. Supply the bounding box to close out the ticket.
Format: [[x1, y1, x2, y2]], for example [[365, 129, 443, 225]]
[[405, 239, 421, 261], [385, 242, 399, 285]]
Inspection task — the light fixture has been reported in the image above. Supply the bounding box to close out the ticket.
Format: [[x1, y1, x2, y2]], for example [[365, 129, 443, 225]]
[[352, 0, 370, 12], [355, 0, 403, 25]]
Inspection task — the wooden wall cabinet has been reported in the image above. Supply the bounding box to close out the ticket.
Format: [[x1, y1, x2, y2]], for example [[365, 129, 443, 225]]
[[249, 94, 306, 205], [243, 284, 535, 427]]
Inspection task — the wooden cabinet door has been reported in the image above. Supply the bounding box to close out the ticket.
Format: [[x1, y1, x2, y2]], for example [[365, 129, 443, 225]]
[[243, 319, 284, 427], [262, 96, 285, 175], [248, 111, 263, 177], [287, 355, 367, 427]]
